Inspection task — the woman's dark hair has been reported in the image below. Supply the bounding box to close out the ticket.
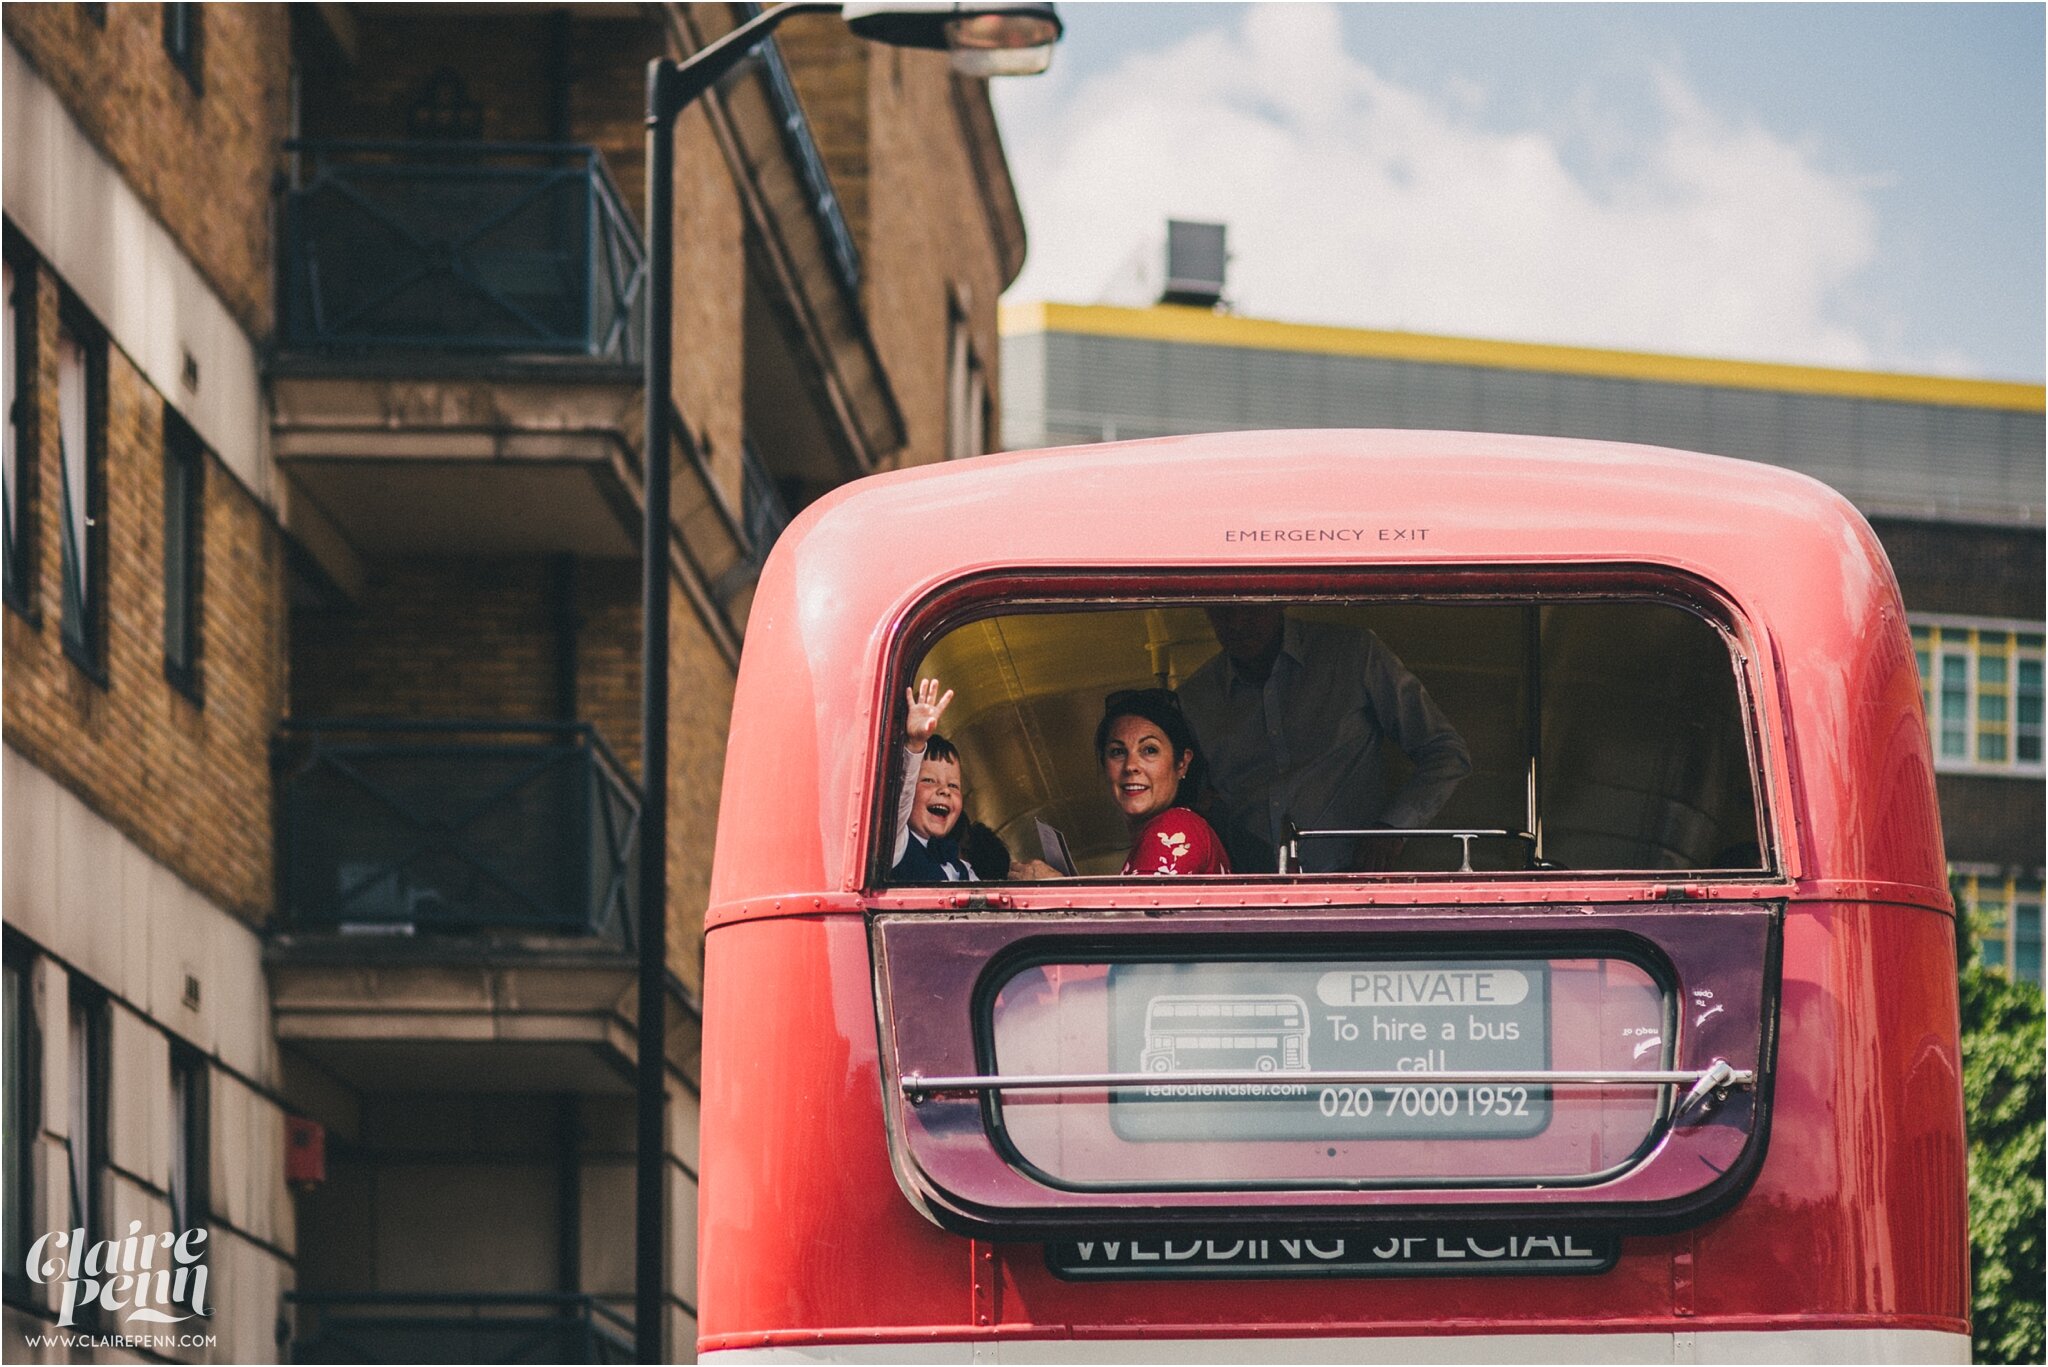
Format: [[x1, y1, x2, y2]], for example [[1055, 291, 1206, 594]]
[[1095, 688, 1207, 810]]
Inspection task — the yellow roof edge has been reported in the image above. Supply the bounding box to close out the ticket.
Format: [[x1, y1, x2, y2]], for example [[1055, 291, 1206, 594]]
[[997, 301, 2045, 414]]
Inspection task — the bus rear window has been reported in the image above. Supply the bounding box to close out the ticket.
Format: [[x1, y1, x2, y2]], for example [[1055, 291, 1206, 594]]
[[986, 949, 1670, 1188], [884, 590, 1767, 882]]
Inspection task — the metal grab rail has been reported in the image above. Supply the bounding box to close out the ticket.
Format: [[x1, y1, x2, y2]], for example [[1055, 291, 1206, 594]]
[[1279, 826, 1538, 874], [903, 1059, 1754, 1112]]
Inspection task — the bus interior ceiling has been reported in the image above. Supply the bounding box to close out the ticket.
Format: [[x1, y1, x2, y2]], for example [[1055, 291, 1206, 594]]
[[913, 600, 1762, 876]]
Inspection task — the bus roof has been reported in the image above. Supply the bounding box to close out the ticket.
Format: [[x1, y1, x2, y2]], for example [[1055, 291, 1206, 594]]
[[709, 431, 1945, 914]]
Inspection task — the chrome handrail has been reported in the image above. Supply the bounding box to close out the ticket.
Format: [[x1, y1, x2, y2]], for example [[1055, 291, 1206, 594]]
[[902, 1060, 1755, 1106], [1279, 826, 1538, 874]]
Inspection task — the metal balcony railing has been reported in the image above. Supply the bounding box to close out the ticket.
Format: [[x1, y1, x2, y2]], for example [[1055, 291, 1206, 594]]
[[275, 721, 639, 944], [280, 141, 646, 361], [288, 1293, 632, 1364]]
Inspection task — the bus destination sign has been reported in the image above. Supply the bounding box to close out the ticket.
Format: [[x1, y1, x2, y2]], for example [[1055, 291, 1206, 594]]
[[1046, 1224, 1618, 1280], [1108, 958, 1553, 1141]]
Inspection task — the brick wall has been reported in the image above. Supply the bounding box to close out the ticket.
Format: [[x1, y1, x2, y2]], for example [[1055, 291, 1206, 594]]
[[1, 262, 285, 924], [3, 4, 289, 339], [853, 47, 1014, 468]]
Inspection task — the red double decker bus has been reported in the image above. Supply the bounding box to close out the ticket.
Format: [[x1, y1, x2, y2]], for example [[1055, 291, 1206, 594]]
[[699, 431, 1966, 1362]]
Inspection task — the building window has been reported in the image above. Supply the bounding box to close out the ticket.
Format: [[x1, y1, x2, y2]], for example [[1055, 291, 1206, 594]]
[[3, 240, 35, 617], [1962, 874, 2044, 984], [3, 944, 40, 1306], [66, 983, 108, 1272], [167, 1044, 209, 1243], [162, 4, 202, 94], [946, 304, 988, 462], [163, 408, 203, 697], [56, 305, 105, 679], [1912, 617, 2045, 776]]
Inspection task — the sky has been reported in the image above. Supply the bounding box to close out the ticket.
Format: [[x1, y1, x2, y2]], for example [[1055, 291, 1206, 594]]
[[991, 3, 2046, 382]]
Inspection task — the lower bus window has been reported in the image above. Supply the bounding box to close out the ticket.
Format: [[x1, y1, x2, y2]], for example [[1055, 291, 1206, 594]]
[[987, 952, 1669, 1188], [889, 594, 1765, 881]]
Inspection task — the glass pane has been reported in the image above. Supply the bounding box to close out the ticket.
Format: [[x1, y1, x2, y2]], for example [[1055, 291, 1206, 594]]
[[1910, 624, 1931, 643], [1979, 654, 2008, 687], [1978, 733, 2006, 763], [2020, 633, 2044, 651], [990, 954, 1667, 1186], [1979, 631, 2011, 652], [2015, 905, 2041, 982], [163, 447, 193, 671], [1942, 690, 1966, 722], [1979, 695, 2007, 724], [1942, 655, 1967, 685], [1980, 938, 2007, 969], [2020, 735, 2042, 764], [2020, 659, 2043, 690], [1941, 729, 1966, 758]]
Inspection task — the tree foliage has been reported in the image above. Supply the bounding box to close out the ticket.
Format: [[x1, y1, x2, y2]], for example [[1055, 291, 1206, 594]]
[[1958, 911, 2046, 1365]]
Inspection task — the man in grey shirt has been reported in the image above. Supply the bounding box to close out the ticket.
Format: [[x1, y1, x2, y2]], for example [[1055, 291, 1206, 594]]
[[1178, 606, 1472, 873]]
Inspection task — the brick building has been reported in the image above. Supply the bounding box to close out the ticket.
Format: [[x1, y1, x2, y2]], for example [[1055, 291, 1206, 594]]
[[1003, 289, 2045, 980], [3, 4, 1026, 1360]]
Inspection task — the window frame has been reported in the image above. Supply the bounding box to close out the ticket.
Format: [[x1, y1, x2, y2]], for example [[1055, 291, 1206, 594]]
[[1912, 614, 2046, 778], [871, 566, 1781, 892], [2, 940, 41, 1309], [65, 978, 109, 1327], [945, 300, 988, 463], [167, 1041, 210, 1249], [162, 2, 203, 95], [3, 230, 38, 621], [162, 405, 204, 699], [1962, 872, 2045, 985], [55, 296, 107, 683], [870, 897, 1784, 1235]]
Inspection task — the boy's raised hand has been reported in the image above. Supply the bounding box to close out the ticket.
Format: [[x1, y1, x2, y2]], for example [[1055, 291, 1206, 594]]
[[905, 677, 954, 751]]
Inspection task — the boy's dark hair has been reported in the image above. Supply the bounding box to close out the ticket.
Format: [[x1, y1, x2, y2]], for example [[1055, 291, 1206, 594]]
[[922, 734, 960, 766]]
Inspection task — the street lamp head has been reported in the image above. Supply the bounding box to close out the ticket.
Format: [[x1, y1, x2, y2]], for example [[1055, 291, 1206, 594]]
[[842, 2, 1062, 76]]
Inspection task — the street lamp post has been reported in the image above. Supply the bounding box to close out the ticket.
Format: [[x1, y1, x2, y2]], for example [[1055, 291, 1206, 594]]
[[636, 6, 1059, 1360]]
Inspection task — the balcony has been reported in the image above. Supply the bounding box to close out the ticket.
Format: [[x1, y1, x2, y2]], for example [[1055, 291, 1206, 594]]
[[268, 722, 647, 1094], [289, 1293, 632, 1364], [281, 141, 646, 363], [276, 721, 639, 944]]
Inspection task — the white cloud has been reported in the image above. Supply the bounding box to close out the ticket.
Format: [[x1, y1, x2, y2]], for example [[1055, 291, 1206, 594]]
[[997, 4, 1895, 370]]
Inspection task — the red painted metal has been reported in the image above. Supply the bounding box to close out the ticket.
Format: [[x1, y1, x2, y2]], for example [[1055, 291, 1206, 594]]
[[698, 433, 1963, 1353]]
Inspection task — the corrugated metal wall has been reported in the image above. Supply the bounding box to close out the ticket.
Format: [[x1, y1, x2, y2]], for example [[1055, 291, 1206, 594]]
[[1001, 330, 2045, 527]]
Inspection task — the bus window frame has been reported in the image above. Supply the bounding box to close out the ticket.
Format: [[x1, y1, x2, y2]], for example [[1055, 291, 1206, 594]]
[[965, 929, 1684, 1194], [869, 897, 1783, 1235], [868, 563, 1785, 894]]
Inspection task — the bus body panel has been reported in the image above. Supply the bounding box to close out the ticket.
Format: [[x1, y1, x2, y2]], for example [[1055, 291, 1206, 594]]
[[698, 903, 1965, 1351], [700, 434, 1962, 1358]]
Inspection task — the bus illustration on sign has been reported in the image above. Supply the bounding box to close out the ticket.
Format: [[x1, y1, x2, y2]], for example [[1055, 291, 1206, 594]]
[[1137, 994, 1311, 1074]]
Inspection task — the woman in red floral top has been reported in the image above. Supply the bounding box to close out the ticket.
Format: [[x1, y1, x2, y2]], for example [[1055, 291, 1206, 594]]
[[1016, 688, 1231, 878]]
